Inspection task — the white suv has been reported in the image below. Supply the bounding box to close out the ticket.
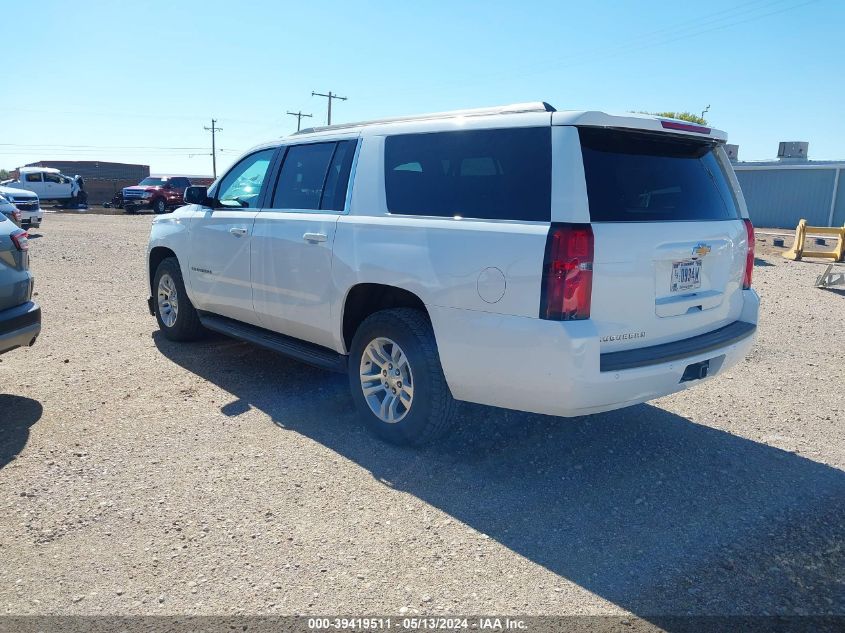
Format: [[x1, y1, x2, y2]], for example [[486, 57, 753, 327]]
[[147, 102, 759, 445]]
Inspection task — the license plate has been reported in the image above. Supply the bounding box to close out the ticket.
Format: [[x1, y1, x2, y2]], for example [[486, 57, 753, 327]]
[[671, 259, 702, 292]]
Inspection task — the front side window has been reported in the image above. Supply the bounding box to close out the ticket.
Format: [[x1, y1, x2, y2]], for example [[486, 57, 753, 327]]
[[44, 172, 62, 184], [25, 173, 43, 182], [384, 127, 551, 221], [217, 149, 275, 208]]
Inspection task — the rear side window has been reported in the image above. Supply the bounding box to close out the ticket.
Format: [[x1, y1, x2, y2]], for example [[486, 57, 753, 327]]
[[579, 128, 739, 222], [384, 127, 551, 221], [320, 140, 357, 211], [25, 173, 42, 182], [271, 140, 356, 211]]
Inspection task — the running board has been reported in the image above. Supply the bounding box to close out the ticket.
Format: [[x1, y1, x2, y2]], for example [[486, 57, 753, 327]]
[[198, 312, 348, 373]]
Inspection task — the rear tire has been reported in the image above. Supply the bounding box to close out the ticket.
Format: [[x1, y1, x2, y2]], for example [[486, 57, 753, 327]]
[[348, 308, 456, 446], [153, 257, 204, 341]]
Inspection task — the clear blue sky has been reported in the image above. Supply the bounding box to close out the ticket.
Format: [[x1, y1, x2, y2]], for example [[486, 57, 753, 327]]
[[2, 0, 841, 176]]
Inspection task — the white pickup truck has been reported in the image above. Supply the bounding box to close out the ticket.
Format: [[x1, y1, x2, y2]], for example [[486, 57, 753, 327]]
[[4, 167, 86, 205], [146, 102, 759, 445]]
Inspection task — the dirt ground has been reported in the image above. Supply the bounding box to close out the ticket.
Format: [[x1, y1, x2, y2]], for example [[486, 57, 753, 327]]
[[0, 214, 843, 619]]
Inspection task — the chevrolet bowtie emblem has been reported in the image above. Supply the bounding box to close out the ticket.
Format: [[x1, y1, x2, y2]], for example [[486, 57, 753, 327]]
[[692, 243, 711, 258]]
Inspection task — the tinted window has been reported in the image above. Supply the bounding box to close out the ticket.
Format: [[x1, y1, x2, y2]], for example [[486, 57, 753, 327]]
[[320, 140, 357, 211], [384, 127, 551, 221], [272, 143, 336, 210], [25, 173, 42, 182], [579, 128, 739, 222], [44, 172, 62, 183], [217, 149, 275, 208]]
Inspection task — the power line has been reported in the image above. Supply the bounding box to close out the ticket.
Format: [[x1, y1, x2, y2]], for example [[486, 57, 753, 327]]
[[311, 91, 347, 126], [0, 143, 212, 150], [377, 0, 814, 100], [203, 119, 223, 179], [286, 111, 313, 132]]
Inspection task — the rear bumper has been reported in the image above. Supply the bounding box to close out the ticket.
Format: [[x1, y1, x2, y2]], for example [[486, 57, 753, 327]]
[[0, 301, 41, 355], [430, 289, 759, 417]]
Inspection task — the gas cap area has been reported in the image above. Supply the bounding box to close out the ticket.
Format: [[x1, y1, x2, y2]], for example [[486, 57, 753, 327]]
[[477, 267, 506, 303]]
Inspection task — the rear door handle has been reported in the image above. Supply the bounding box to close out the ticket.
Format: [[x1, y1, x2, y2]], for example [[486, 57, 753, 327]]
[[303, 232, 327, 243], [229, 227, 248, 237]]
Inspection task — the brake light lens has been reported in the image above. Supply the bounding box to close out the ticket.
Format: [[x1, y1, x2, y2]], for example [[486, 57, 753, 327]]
[[11, 230, 29, 252], [660, 120, 712, 135], [743, 218, 754, 289], [541, 223, 594, 320]]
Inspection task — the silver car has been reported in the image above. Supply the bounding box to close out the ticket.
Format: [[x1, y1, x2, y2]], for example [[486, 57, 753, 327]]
[[0, 214, 40, 355]]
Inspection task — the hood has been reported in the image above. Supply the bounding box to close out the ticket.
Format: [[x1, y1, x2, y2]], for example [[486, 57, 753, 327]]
[[0, 184, 38, 200], [124, 185, 160, 192]]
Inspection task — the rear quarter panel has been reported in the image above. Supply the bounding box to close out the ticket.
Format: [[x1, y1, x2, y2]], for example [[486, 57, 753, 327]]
[[331, 134, 550, 352]]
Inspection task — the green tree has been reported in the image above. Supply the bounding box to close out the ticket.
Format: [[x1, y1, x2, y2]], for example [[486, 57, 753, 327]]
[[0, 169, 9, 180], [649, 111, 709, 125]]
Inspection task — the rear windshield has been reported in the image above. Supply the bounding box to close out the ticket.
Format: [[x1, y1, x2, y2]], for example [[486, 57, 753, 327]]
[[579, 128, 739, 222], [384, 127, 551, 221]]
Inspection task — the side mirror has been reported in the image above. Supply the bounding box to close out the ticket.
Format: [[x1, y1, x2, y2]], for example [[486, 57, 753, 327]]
[[184, 186, 211, 206]]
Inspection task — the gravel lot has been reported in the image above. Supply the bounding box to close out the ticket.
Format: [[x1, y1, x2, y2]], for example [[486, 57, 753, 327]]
[[0, 214, 843, 618]]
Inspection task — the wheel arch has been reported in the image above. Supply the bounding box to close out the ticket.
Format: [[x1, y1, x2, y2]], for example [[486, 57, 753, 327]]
[[148, 246, 178, 295], [341, 283, 429, 353]]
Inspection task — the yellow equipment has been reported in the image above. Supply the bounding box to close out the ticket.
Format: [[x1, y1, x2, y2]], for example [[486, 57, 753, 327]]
[[782, 219, 845, 262]]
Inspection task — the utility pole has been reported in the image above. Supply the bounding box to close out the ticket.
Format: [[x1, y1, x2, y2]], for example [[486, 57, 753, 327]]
[[311, 91, 347, 126], [286, 110, 313, 132], [203, 118, 222, 179]]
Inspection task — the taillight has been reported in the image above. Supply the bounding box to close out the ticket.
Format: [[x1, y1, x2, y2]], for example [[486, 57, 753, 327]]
[[540, 223, 594, 320], [743, 218, 754, 289], [11, 230, 29, 252]]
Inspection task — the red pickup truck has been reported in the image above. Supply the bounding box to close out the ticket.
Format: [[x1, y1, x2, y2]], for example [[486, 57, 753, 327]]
[[122, 176, 192, 214]]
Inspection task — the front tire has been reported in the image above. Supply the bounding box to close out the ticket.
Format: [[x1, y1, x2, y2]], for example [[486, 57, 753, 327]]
[[153, 199, 167, 214], [348, 308, 457, 446], [153, 257, 204, 341]]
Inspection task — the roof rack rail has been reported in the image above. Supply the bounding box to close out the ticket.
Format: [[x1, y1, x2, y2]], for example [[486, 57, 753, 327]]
[[294, 101, 556, 135]]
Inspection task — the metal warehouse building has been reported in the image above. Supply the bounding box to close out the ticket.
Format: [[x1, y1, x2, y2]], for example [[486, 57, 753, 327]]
[[731, 142, 844, 229]]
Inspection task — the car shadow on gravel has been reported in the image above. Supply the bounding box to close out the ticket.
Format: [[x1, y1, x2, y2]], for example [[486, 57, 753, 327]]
[[0, 394, 43, 470], [155, 332, 845, 622]]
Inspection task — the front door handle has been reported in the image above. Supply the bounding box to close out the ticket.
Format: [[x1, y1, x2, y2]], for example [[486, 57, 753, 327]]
[[303, 232, 327, 243], [229, 227, 248, 237]]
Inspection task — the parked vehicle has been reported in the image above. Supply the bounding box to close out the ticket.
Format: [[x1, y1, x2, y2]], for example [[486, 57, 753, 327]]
[[146, 102, 759, 445], [0, 185, 42, 230], [0, 194, 22, 226], [124, 176, 192, 214], [5, 167, 86, 206], [0, 214, 40, 355]]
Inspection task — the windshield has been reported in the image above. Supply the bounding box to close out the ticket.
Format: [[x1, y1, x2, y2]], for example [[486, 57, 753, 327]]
[[138, 177, 168, 186], [579, 128, 740, 222]]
